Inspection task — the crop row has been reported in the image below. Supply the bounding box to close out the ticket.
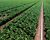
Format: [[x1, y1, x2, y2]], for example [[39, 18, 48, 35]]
[[0, 1, 34, 13], [0, 0, 36, 11], [0, 2, 33, 22], [44, 0, 50, 40], [0, 1, 39, 26], [0, 1, 41, 40]]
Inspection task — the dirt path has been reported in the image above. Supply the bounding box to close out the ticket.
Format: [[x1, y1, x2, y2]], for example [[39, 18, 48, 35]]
[[34, 1, 45, 40]]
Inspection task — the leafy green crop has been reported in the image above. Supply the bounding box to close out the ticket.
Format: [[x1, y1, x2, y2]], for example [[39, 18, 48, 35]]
[[0, 0, 39, 26], [44, 0, 50, 40], [0, 1, 41, 40]]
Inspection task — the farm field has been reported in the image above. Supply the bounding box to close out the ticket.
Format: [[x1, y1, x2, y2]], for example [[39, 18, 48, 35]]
[[44, 0, 50, 40], [0, 0, 50, 40], [0, 0, 39, 26], [0, 0, 36, 11], [0, 0, 41, 40]]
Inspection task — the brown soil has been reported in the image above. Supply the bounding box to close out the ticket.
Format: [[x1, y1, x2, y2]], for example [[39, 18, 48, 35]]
[[34, 1, 46, 40]]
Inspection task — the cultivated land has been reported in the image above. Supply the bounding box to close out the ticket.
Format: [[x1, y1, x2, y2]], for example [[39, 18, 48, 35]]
[[0, 0, 41, 40], [44, 0, 50, 40], [0, 0, 50, 40]]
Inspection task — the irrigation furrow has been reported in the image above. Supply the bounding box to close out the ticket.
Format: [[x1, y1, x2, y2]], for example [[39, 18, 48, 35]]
[[0, 1, 39, 28]]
